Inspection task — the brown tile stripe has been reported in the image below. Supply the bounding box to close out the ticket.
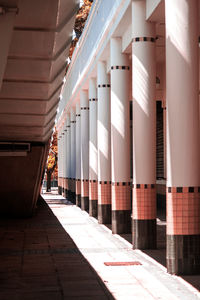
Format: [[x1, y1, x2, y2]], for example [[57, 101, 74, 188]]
[[81, 180, 89, 197], [98, 181, 111, 205], [111, 66, 130, 70], [89, 180, 98, 200], [76, 179, 81, 195], [167, 187, 200, 235], [132, 184, 156, 220], [132, 37, 155, 43], [112, 183, 131, 210]]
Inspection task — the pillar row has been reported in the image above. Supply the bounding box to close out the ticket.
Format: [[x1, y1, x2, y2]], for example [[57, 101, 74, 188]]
[[57, 131, 62, 195], [70, 108, 76, 204], [80, 90, 89, 212], [62, 123, 67, 198], [110, 37, 131, 234], [132, 0, 157, 249], [76, 103, 81, 207], [65, 115, 71, 198], [165, 0, 200, 275], [89, 78, 98, 217], [61, 130, 65, 195], [97, 61, 111, 224]]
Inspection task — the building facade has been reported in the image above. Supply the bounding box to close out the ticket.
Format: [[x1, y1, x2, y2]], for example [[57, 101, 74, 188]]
[[57, 0, 200, 275]]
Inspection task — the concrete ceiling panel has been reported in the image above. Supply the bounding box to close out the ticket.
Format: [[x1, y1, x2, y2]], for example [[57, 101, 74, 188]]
[[0, 0, 79, 142]]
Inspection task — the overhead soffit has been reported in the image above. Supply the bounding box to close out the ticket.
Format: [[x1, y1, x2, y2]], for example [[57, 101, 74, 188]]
[[0, 0, 78, 142]]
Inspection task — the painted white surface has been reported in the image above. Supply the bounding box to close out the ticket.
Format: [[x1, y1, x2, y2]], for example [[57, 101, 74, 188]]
[[80, 90, 89, 180], [97, 61, 111, 181], [122, 24, 132, 53], [61, 133, 64, 179], [165, 0, 200, 186], [132, 0, 155, 38], [63, 122, 67, 179], [89, 78, 98, 180], [70, 108, 76, 179], [132, 0, 156, 184], [110, 38, 130, 182], [76, 103, 81, 180], [66, 115, 71, 179], [146, 0, 161, 20]]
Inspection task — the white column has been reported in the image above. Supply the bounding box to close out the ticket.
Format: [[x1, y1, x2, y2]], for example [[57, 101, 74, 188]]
[[110, 37, 131, 234], [66, 114, 71, 198], [76, 102, 81, 207], [70, 108, 76, 203], [132, 0, 156, 249], [165, 0, 200, 275], [61, 129, 65, 196], [89, 78, 98, 217], [97, 61, 111, 224], [57, 131, 62, 194], [63, 121, 68, 198], [80, 90, 89, 211]]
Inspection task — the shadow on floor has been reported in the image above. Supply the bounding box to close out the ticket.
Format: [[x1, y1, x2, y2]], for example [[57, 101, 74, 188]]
[[119, 209, 200, 292], [0, 198, 115, 300]]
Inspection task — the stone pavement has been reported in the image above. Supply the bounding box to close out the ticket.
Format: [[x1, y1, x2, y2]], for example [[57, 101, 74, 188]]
[[0, 191, 200, 300]]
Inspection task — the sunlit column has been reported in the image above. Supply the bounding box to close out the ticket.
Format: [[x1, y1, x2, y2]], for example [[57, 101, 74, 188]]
[[63, 121, 68, 198], [61, 128, 65, 197], [76, 102, 81, 207], [97, 61, 111, 224], [61, 131, 64, 195], [80, 90, 89, 211], [70, 108, 76, 204], [165, 0, 200, 275], [66, 114, 71, 199], [57, 131, 62, 195], [132, 0, 156, 249], [89, 78, 98, 217], [110, 37, 131, 234]]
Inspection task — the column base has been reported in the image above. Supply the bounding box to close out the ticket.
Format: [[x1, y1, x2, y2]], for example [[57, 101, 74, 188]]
[[58, 186, 62, 195], [89, 200, 98, 218], [167, 235, 200, 275], [98, 204, 111, 224], [76, 194, 81, 207], [112, 210, 131, 234], [81, 196, 89, 212], [62, 187, 65, 197], [71, 192, 76, 204], [64, 189, 68, 199], [68, 190, 72, 202], [132, 219, 157, 249]]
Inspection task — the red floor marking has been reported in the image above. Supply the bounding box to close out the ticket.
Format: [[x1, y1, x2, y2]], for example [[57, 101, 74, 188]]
[[104, 261, 142, 266]]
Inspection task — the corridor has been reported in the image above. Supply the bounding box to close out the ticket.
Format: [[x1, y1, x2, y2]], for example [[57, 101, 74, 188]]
[[0, 191, 199, 299]]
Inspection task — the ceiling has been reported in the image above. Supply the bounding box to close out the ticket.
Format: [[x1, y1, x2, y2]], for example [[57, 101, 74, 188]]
[[0, 0, 78, 142]]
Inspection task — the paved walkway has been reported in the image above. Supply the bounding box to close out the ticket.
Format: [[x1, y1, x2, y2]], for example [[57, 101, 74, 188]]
[[0, 191, 200, 299]]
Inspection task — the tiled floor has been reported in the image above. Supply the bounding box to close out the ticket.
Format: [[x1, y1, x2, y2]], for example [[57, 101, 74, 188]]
[[0, 191, 199, 300]]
